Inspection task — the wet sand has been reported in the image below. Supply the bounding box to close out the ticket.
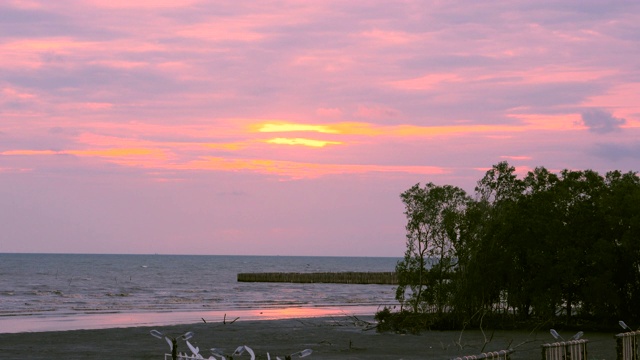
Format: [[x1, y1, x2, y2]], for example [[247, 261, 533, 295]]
[[0, 315, 619, 359]]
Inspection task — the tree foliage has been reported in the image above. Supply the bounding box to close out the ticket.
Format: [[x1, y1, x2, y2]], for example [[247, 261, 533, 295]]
[[395, 183, 470, 313], [390, 162, 640, 330]]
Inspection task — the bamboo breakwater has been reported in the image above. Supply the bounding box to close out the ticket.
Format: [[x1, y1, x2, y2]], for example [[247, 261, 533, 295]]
[[237, 272, 398, 285]]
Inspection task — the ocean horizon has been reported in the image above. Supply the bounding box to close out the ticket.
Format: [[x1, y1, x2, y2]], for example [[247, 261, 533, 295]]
[[0, 253, 401, 333]]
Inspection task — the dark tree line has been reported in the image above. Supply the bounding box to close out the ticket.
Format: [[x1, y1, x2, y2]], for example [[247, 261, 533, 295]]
[[392, 162, 640, 328]]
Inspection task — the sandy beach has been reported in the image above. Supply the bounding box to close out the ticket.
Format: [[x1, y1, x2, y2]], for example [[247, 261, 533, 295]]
[[0, 315, 619, 359]]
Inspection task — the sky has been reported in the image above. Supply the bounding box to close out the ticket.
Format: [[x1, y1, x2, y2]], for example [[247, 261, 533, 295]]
[[1, 0, 639, 257]]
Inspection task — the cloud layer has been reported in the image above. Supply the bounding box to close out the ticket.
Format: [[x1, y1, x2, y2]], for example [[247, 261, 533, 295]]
[[1, 0, 639, 256], [580, 108, 626, 134]]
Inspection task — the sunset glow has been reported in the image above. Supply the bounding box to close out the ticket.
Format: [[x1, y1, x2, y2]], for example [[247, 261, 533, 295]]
[[1, 1, 638, 256], [257, 123, 341, 134], [266, 138, 342, 147]]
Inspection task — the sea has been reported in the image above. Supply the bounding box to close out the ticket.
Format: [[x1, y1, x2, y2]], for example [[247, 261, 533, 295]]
[[0, 253, 401, 333]]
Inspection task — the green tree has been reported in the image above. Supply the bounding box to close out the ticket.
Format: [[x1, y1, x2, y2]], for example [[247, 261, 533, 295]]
[[554, 169, 606, 320], [395, 183, 469, 314], [475, 161, 523, 203], [386, 163, 640, 331], [504, 167, 562, 319], [461, 162, 524, 317], [596, 171, 640, 321], [453, 198, 500, 318]]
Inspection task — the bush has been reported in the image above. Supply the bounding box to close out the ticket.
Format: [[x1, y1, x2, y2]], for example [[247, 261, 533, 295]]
[[374, 307, 460, 333]]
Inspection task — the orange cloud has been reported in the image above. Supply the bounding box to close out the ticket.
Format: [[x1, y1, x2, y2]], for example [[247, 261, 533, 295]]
[[0, 112, 594, 180], [257, 123, 340, 134], [2, 147, 168, 169], [2, 150, 58, 156], [254, 117, 586, 142], [266, 138, 342, 147], [204, 142, 247, 151], [75, 116, 585, 152], [254, 121, 382, 136], [68, 148, 164, 158], [178, 156, 448, 180]]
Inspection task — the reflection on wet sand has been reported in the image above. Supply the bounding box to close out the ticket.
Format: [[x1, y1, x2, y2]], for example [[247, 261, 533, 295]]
[[0, 305, 381, 334]]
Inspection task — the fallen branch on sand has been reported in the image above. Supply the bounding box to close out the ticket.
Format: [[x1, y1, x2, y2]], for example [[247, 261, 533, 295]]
[[223, 313, 240, 325]]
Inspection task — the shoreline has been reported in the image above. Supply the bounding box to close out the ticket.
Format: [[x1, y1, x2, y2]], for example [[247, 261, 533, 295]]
[[0, 315, 619, 360], [0, 305, 386, 334]]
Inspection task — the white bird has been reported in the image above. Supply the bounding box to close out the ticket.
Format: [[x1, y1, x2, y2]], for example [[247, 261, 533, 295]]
[[186, 340, 200, 357], [550, 329, 564, 341], [620, 321, 632, 331], [150, 330, 195, 354], [290, 349, 313, 358], [232, 345, 255, 360], [209, 348, 226, 360], [571, 331, 584, 340], [149, 330, 174, 351]]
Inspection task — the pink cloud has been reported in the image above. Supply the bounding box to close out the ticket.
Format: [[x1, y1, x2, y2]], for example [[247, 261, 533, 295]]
[[360, 29, 419, 45], [354, 104, 400, 119], [84, 0, 201, 8], [1, 0, 639, 256], [2, 86, 36, 100], [177, 156, 448, 180], [315, 107, 343, 118], [390, 73, 462, 91]]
